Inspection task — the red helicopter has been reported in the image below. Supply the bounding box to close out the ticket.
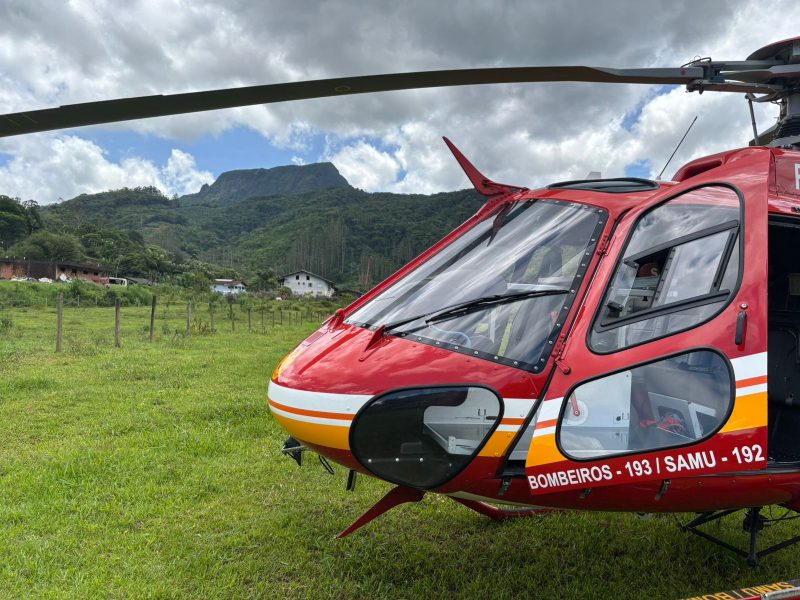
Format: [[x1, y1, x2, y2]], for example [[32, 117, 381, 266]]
[[4, 37, 800, 567]]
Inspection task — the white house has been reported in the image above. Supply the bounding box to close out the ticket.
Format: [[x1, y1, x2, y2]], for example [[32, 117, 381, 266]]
[[281, 270, 336, 297], [211, 278, 247, 295]]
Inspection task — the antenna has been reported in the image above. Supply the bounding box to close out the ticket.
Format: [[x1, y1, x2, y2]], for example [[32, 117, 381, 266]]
[[657, 116, 698, 180]]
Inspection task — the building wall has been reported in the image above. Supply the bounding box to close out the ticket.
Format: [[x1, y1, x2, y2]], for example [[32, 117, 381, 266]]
[[54, 264, 102, 282], [0, 260, 104, 282], [282, 273, 334, 297], [0, 262, 27, 279], [211, 284, 246, 295]]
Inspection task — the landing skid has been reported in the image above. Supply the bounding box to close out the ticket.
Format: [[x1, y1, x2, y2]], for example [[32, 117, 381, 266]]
[[680, 507, 800, 566], [450, 496, 554, 520], [337, 486, 551, 538]]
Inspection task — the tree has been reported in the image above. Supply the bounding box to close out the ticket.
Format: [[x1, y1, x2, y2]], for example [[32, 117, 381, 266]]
[[247, 267, 278, 292], [176, 270, 212, 293], [21, 199, 43, 234], [10, 231, 84, 261], [0, 195, 28, 249]]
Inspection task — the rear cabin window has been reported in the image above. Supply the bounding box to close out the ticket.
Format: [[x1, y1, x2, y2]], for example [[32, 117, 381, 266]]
[[590, 186, 741, 353], [559, 350, 733, 459]]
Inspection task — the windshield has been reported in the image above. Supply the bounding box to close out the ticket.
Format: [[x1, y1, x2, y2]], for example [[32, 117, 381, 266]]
[[347, 200, 606, 372]]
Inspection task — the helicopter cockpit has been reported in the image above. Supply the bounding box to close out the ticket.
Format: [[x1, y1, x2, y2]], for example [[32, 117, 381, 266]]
[[346, 199, 606, 373]]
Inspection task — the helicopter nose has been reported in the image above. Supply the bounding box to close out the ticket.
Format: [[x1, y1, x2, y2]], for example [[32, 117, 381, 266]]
[[267, 378, 368, 460], [268, 379, 507, 489], [267, 324, 531, 487]]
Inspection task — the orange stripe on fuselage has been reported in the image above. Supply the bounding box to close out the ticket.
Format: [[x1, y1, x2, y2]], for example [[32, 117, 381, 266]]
[[720, 390, 767, 433], [268, 399, 354, 421], [479, 430, 519, 457], [525, 434, 565, 467], [736, 375, 767, 388], [271, 413, 351, 450]]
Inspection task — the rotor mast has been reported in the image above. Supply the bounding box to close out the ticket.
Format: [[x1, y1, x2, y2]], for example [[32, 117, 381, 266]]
[[683, 37, 800, 148]]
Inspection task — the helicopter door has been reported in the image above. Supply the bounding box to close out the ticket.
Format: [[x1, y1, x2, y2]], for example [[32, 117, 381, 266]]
[[525, 177, 768, 495]]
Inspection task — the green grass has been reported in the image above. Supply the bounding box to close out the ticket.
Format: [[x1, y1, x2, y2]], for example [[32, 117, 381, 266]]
[[0, 305, 798, 598]]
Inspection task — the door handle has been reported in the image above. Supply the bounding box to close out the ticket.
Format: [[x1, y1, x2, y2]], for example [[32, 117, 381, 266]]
[[735, 310, 747, 345]]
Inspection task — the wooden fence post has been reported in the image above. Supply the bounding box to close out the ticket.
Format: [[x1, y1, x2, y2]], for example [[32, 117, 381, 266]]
[[210, 305, 215, 333], [55, 293, 63, 353], [186, 301, 192, 337], [149, 295, 156, 342], [229, 303, 235, 332], [114, 299, 121, 348], [260, 308, 265, 333], [248, 308, 252, 332]]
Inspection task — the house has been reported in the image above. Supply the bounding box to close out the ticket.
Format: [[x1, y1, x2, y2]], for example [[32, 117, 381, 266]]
[[281, 270, 336, 297], [126, 276, 155, 286], [211, 278, 247, 295], [0, 259, 106, 283]]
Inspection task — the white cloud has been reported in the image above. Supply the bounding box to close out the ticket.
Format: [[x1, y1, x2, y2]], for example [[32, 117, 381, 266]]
[[0, 134, 212, 202], [163, 149, 214, 196], [2, 0, 800, 195], [325, 140, 401, 191]]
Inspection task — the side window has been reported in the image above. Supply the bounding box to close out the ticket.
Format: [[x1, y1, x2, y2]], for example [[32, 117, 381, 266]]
[[559, 350, 732, 459], [591, 186, 741, 352]]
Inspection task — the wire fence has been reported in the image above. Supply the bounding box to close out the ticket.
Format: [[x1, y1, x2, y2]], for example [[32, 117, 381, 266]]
[[1, 293, 335, 352]]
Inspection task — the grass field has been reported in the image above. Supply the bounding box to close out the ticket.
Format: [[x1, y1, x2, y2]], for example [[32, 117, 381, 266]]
[[0, 302, 798, 599]]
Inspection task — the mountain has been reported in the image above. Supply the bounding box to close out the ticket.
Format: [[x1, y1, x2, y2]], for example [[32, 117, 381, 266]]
[[180, 162, 350, 208], [204, 186, 483, 286], [40, 163, 484, 289], [43, 186, 182, 232]]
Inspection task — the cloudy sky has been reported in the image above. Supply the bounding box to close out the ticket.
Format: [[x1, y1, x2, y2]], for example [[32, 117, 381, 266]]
[[0, 0, 798, 204]]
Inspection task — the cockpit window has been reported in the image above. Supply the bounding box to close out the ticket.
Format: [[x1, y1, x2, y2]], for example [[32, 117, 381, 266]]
[[591, 186, 741, 353], [347, 200, 606, 372]]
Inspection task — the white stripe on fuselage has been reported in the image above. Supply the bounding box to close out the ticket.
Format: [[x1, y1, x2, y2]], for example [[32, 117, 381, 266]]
[[268, 380, 533, 430], [731, 352, 767, 380]]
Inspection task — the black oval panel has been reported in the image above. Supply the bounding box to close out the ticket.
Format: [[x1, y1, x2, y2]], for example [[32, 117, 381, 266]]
[[350, 386, 503, 489]]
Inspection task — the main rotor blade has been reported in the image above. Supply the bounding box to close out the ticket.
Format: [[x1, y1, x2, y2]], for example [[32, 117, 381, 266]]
[[0, 66, 704, 138], [721, 64, 800, 83]]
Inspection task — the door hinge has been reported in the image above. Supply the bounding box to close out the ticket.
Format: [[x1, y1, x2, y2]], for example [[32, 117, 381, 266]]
[[595, 232, 612, 256], [553, 334, 571, 374]]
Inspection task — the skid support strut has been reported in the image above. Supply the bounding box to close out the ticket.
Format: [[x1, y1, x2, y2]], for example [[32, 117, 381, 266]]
[[337, 486, 425, 538], [681, 507, 800, 566]]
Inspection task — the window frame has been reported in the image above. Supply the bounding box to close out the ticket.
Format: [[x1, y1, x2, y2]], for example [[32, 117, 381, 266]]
[[588, 183, 745, 354], [555, 347, 736, 462]]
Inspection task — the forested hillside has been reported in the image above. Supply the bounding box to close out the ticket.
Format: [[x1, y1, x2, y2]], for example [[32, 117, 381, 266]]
[[4, 162, 483, 291]]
